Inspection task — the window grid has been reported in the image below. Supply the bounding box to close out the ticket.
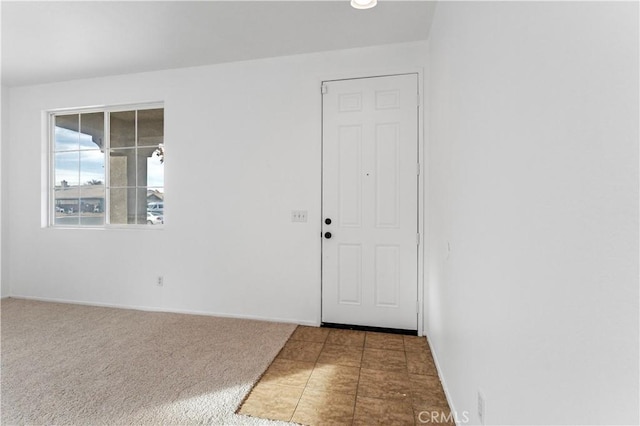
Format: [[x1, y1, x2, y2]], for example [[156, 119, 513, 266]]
[[49, 103, 164, 228], [51, 113, 106, 227]]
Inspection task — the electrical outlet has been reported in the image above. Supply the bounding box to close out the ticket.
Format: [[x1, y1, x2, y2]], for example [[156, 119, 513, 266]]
[[157, 276, 164, 287], [291, 210, 308, 222], [477, 390, 485, 425]]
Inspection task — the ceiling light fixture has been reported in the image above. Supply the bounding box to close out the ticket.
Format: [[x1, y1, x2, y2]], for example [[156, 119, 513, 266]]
[[351, 0, 377, 10]]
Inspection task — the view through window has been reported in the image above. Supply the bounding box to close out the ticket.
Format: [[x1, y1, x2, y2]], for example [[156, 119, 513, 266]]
[[51, 105, 164, 226]]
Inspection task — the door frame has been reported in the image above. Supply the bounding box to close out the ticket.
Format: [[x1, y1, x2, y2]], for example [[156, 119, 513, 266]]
[[318, 68, 426, 336]]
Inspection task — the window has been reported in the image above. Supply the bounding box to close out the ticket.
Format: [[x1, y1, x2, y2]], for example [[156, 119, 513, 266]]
[[50, 104, 164, 227]]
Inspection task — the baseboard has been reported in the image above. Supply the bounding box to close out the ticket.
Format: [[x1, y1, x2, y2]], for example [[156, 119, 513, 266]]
[[425, 332, 461, 426], [8, 295, 316, 327]]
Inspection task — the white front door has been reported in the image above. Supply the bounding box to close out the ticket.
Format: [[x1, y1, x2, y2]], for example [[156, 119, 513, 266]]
[[321, 74, 419, 331]]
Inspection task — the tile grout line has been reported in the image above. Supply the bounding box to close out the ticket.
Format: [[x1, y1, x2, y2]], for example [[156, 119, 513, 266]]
[[287, 327, 329, 424], [349, 332, 369, 425]]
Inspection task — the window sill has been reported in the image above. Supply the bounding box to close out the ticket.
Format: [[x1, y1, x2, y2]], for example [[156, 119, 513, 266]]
[[46, 224, 165, 231]]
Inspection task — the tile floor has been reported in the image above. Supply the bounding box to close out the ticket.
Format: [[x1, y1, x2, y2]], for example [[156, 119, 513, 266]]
[[237, 326, 453, 425]]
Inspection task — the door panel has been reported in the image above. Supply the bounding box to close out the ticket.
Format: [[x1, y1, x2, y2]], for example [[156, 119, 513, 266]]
[[322, 74, 418, 330], [375, 245, 400, 307], [338, 244, 362, 305], [338, 126, 362, 227], [375, 123, 400, 228]]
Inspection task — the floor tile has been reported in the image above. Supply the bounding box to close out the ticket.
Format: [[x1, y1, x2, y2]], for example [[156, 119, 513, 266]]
[[317, 343, 363, 368], [404, 335, 429, 353], [276, 340, 324, 363], [306, 363, 360, 395], [239, 328, 452, 425], [357, 368, 411, 401], [290, 326, 330, 343], [325, 329, 366, 347], [364, 331, 405, 351], [409, 374, 448, 407], [237, 382, 303, 422], [406, 350, 438, 376], [361, 347, 407, 373], [259, 358, 315, 387], [291, 387, 356, 426], [353, 395, 414, 426]]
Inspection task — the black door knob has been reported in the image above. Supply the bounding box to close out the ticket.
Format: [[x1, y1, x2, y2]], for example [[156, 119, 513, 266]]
[[324, 232, 332, 239], [325, 218, 332, 225]]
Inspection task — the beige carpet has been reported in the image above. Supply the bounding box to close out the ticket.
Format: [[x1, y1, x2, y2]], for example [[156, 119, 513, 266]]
[[1, 298, 297, 425]]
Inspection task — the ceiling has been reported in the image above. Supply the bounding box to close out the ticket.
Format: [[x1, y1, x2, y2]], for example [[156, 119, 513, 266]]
[[1, 1, 435, 87]]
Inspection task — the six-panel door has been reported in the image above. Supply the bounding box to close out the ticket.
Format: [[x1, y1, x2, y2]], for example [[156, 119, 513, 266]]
[[322, 74, 418, 330]]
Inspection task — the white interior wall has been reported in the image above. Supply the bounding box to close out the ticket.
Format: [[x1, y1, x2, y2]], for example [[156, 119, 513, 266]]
[[5, 41, 427, 324], [426, 2, 639, 425], [1, 85, 8, 298]]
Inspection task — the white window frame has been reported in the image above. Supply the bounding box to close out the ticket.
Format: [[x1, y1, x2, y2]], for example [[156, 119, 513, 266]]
[[48, 102, 164, 229]]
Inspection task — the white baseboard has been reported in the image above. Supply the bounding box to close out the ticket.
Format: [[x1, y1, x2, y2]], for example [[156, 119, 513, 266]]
[[8, 294, 316, 327], [425, 332, 461, 426]]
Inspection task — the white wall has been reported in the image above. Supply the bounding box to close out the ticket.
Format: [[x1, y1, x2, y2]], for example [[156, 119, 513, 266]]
[[5, 41, 427, 324], [426, 2, 638, 425], [1, 85, 8, 298]]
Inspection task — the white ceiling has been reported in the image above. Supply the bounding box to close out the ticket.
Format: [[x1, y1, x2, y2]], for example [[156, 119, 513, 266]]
[[1, 1, 435, 87]]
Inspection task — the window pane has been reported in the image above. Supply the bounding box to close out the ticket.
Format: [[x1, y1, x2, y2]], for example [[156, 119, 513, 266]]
[[138, 147, 164, 188], [110, 111, 135, 148], [54, 115, 79, 152], [79, 184, 105, 226], [109, 149, 135, 187], [54, 209, 79, 226], [80, 214, 104, 226], [80, 150, 105, 185], [146, 188, 164, 210], [55, 151, 79, 187], [110, 188, 136, 224], [138, 108, 163, 147], [145, 210, 163, 225], [79, 112, 104, 150], [136, 188, 148, 224], [54, 182, 79, 226], [146, 188, 164, 226], [109, 188, 146, 225]]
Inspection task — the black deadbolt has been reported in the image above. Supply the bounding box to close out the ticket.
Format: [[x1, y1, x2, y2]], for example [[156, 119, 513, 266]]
[[324, 232, 332, 239], [325, 218, 332, 225]]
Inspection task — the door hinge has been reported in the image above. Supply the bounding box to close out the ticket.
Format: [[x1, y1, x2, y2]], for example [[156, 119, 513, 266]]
[[417, 93, 421, 107], [416, 233, 420, 245], [417, 163, 421, 176], [321, 84, 328, 95]]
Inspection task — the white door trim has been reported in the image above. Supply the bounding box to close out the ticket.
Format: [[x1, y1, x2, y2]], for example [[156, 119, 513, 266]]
[[317, 68, 425, 336]]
